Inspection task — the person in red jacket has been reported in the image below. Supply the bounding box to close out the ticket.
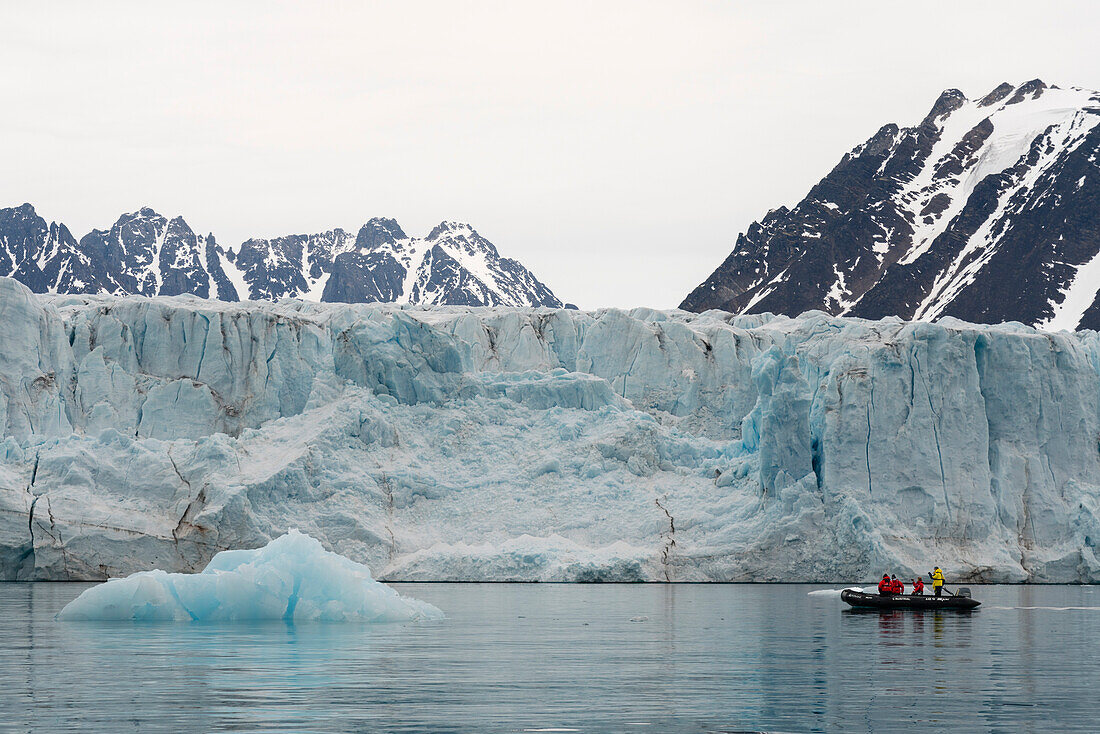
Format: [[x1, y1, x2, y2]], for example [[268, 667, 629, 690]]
[[890, 575, 904, 594], [878, 573, 891, 595], [912, 577, 925, 595]]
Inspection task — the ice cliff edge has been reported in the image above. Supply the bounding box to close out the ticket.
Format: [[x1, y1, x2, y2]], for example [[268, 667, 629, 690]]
[[0, 277, 1097, 582]]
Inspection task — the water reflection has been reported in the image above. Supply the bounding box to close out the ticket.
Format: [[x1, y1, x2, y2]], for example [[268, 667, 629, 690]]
[[1, 583, 1098, 732]]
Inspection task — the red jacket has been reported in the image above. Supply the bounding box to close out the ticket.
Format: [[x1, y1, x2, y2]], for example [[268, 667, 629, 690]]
[[878, 577, 890, 594], [890, 579, 904, 594], [913, 579, 924, 593]]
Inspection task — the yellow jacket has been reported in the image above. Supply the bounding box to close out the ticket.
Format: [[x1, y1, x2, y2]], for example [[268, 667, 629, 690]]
[[930, 568, 945, 586]]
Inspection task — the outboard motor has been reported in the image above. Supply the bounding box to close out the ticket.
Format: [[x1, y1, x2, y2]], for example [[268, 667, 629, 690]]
[[957, 587, 972, 598]]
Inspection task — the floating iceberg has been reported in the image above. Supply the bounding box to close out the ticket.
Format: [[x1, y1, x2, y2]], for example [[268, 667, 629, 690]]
[[57, 530, 442, 622]]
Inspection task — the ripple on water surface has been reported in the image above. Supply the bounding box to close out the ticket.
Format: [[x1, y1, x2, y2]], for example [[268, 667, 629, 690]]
[[2, 583, 1099, 732]]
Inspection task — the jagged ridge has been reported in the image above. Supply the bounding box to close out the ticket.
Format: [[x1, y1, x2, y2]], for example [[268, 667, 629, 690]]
[[0, 205, 564, 308]]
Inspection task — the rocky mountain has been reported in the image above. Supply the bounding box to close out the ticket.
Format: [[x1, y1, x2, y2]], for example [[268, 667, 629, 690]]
[[682, 80, 1100, 331], [0, 205, 565, 308]]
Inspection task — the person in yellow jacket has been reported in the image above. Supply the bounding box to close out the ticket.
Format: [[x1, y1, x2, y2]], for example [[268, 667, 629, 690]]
[[929, 567, 945, 597]]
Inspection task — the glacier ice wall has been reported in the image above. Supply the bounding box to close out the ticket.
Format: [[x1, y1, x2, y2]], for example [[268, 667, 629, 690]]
[[0, 277, 1097, 582]]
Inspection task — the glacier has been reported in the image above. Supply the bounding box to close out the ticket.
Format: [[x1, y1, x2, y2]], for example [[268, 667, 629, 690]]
[[57, 529, 442, 622], [0, 276, 1098, 583]]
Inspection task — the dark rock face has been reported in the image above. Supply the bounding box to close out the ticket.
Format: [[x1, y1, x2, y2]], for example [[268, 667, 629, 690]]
[[321, 219, 407, 303], [0, 206, 563, 308], [323, 250, 406, 303], [683, 81, 1100, 331], [233, 230, 355, 301]]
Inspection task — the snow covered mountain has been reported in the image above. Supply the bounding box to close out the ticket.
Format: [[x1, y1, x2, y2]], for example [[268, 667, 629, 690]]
[[683, 80, 1100, 331], [0, 205, 565, 308], [78, 207, 239, 300], [1, 278, 1097, 583], [0, 203, 88, 294], [1, 204, 242, 300], [227, 218, 565, 307]]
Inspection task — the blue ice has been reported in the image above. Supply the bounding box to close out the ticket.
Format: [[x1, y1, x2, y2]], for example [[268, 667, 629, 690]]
[[57, 530, 442, 622]]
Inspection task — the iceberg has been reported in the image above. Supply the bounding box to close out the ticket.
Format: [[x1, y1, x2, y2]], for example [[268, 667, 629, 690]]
[[57, 529, 442, 622], [0, 277, 1098, 583]]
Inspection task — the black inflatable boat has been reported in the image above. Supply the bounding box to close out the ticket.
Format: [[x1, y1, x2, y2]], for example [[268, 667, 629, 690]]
[[841, 588, 980, 611]]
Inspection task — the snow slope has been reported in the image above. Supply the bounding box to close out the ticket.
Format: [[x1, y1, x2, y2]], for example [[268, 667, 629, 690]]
[[0, 278, 1097, 582]]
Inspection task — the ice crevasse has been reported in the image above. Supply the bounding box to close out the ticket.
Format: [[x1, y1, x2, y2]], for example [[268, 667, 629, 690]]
[[0, 276, 1098, 583], [57, 529, 442, 622]]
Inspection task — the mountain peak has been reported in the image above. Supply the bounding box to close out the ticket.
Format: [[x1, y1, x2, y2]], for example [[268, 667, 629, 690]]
[[1007, 78, 1048, 104], [921, 88, 968, 128], [978, 82, 1014, 107], [167, 215, 195, 232], [426, 220, 475, 239], [354, 217, 407, 250]]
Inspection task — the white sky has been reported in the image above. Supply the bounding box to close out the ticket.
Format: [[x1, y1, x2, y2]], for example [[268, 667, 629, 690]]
[[3, 1, 1099, 308]]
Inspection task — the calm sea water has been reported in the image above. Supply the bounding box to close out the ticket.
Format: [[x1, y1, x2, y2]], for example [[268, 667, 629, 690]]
[[2, 583, 1099, 733]]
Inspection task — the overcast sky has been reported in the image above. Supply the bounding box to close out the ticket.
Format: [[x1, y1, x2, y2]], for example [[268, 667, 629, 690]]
[[3, 1, 1099, 308]]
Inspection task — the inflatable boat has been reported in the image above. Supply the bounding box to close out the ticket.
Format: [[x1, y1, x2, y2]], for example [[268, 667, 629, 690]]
[[840, 588, 980, 611]]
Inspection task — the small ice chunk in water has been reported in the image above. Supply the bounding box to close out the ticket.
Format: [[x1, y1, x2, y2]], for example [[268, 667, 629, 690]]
[[58, 529, 443, 622], [807, 587, 865, 596]]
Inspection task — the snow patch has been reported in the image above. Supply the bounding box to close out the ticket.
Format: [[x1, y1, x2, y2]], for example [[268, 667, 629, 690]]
[[220, 250, 251, 300], [1038, 248, 1100, 332]]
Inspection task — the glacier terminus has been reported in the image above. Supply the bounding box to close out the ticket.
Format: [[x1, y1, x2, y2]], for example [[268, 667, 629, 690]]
[[0, 276, 1097, 583]]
